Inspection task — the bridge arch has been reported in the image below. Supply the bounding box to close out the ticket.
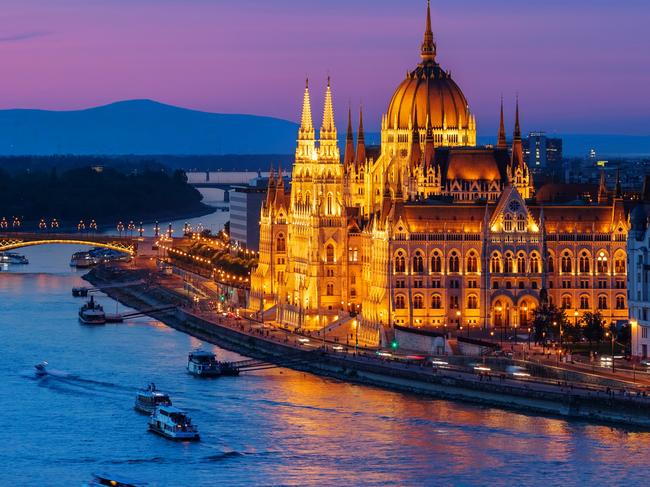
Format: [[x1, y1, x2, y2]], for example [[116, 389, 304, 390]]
[[0, 237, 136, 254]]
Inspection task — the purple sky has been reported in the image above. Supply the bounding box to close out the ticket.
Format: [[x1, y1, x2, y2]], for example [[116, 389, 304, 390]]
[[1, 0, 649, 135]]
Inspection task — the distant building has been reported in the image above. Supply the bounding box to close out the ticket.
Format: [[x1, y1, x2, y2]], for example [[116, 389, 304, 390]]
[[523, 132, 563, 167], [229, 173, 289, 251], [628, 178, 650, 359]]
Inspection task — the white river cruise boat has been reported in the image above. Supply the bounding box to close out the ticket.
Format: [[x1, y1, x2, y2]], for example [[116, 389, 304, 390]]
[[148, 406, 200, 441], [78, 296, 106, 325], [134, 383, 172, 414], [187, 350, 222, 377]]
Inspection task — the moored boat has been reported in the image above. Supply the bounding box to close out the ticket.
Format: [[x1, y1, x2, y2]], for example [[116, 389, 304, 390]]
[[187, 350, 221, 377], [148, 406, 200, 441], [79, 296, 106, 324], [134, 383, 172, 414], [0, 252, 29, 265], [72, 286, 89, 297], [70, 251, 99, 268]]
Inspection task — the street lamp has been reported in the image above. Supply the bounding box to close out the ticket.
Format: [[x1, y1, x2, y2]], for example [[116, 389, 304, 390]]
[[12, 217, 20, 230], [77, 220, 85, 232], [138, 222, 144, 237], [456, 310, 461, 331]]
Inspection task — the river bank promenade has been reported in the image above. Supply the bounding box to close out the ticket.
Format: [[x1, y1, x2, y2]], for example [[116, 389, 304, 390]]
[[84, 259, 650, 428]]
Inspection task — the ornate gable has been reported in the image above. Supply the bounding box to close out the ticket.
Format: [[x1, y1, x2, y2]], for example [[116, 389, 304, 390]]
[[489, 186, 538, 233]]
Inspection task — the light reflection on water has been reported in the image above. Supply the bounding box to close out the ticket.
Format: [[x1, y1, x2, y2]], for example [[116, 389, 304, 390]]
[[1, 245, 649, 486]]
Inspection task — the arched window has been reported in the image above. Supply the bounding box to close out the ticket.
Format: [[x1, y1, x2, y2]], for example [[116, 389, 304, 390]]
[[596, 251, 608, 274], [517, 214, 526, 232], [396, 295, 406, 309], [305, 192, 311, 208], [579, 251, 590, 274], [466, 252, 478, 273], [395, 251, 406, 273], [431, 251, 442, 273], [517, 253, 526, 274], [614, 253, 626, 274], [413, 251, 424, 274], [580, 295, 590, 310], [413, 294, 424, 309], [449, 251, 460, 273], [530, 253, 540, 273], [598, 295, 608, 310], [616, 295, 625, 309], [326, 283, 334, 296], [326, 244, 335, 263], [467, 295, 478, 309], [276, 233, 286, 252], [548, 253, 555, 273], [561, 295, 572, 309], [504, 213, 513, 232], [561, 251, 572, 273], [490, 253, 501, 273], [504, 253, 514, 274], [326, 193, 333, 215], [431, 294, 442, 309]]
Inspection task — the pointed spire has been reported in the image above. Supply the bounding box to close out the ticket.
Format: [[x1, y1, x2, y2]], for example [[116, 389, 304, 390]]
[[355, 105, 366, 167], [598, 169, 608, 204], [421, 0, 436, 63], [497, 97, 507, 149], [410, 106, 422, 169], [511, 97, 525, 168], [343, 105, 355, 169], [266, 167, 276, 207], [299, 78, 313, 136], [274, 165, 287, 209], [320, 76, 336, 139], [514, 96, 521, 142], [615, 169, 622, 198]]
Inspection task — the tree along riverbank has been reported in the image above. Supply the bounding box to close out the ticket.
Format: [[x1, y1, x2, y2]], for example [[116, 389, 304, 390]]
[[83, 265, 650, 430]]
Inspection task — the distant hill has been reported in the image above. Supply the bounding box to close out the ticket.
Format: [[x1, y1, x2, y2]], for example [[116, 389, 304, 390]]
[[0, 100, 299, 155], [0, 99, 646, 158]]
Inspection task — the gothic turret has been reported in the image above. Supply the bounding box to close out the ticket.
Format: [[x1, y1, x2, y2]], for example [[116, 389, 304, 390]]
[[319, 78, 340, 161], [296, 79, 315, 161], [497, 97, 507, 149], [343, 106, 355, 171], [355, 106, 366, 168], [511, 98, 524, 169], [597, 170, 608, 204]]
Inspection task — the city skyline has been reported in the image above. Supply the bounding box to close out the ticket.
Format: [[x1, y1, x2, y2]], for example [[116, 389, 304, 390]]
[[0, 0, 648, 135]]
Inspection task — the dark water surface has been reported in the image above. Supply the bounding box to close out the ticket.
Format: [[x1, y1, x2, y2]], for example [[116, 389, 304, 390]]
[[1, 245, 648, 486]]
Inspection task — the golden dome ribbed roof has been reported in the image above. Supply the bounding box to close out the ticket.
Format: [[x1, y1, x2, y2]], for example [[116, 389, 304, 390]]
[[386, 1, 471, 131]]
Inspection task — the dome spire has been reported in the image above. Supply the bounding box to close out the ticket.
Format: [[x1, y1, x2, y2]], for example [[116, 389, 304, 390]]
[[421, 0, 437, 63], [497, 96, 507, 149]]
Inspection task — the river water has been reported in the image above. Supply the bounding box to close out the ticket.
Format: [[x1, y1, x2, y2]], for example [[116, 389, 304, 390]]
[[2, 223, 649, 486]]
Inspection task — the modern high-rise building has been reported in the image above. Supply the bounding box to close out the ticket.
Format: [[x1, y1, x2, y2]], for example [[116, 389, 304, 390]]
[[249, 3, 630, 347], [523, 132, 563, 167]]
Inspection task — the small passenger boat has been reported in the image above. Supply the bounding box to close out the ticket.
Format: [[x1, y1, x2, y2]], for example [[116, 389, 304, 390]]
[[134, 383, 172, 414], [187, 350, 222, 377], [79, 296, 106, 324], [148, 406, 200, 441], [72, 286, 89, 297], [34, 361, 48, 377]]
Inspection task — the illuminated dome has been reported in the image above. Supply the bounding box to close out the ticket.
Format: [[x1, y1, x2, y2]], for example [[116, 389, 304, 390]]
[[385, 2, 475, 146]]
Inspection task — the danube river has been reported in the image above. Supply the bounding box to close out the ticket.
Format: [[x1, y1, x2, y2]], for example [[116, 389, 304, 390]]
[[2, 238, 649, 485]]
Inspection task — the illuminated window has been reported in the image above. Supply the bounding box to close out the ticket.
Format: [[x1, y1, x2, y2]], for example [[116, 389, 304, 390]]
[[579, 251, 590, 274], [598, 295, 608, 310], [326, 244, 335, 263], [517, 214, 526, 232], [276, 233, 286, 252], [504, 253, 514, 274], [517, 253, 526, 274], [326, 283, 334, 296], [396, 295, 406, 309], [614, 254, 626, 274], [561, 251, 572, 273], [449, 251, 460, 273], [413, 294, 424, 309], [466, 252, 478, 273], [580, 295, 589, 309], [431, 295, 442, 309], [597, 251, 608, 274], [561, 295, 572, 309], [504, 213, 513, 232], [395, 251, 406, 273], [431, 251, 442, 273], [616, 295, 625, 310], [490, 253, 501, 273], [530, 254, 540, 273], [467, 295, 478, 309], [413, 251, 424, 274]]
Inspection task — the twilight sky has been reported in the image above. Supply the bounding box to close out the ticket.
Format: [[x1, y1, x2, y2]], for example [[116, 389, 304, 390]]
[[0, 0, 649, 135]]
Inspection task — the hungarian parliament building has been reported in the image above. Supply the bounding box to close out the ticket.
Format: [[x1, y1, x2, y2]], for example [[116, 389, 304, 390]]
[[250, 3, 630, 346]]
